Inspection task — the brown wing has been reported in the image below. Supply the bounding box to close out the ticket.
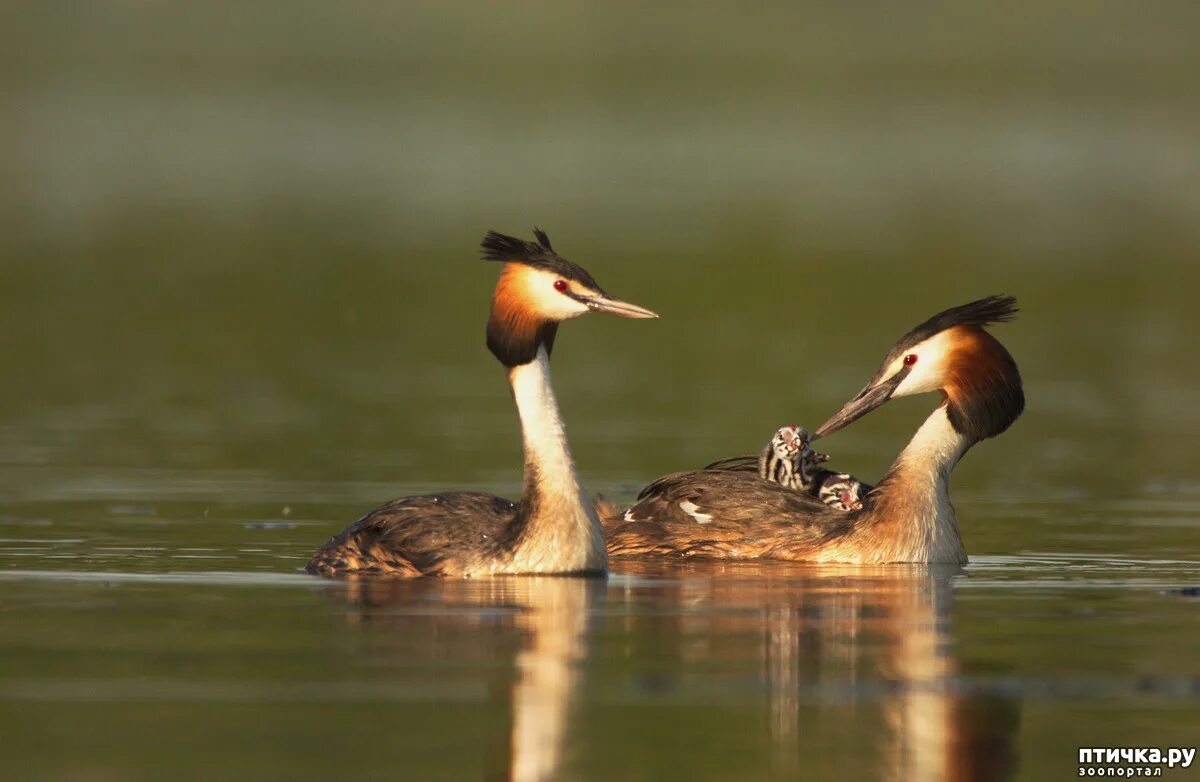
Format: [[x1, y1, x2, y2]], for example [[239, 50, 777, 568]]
[[608, 469, 854, 559], [306, 491, 518, 578], [702, 454, 760, 472]]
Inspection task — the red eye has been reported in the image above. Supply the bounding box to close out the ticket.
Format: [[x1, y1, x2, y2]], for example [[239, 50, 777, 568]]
[[553, 280, 568, 293], [904, 354, 918, 367]]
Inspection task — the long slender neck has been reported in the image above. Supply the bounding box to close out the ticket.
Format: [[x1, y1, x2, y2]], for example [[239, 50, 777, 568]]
[[503, 346, 607, 573], [868, 404, 974, 564]]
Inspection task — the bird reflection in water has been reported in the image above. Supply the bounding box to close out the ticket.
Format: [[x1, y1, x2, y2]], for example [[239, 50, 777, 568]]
[[612, 561, 1021, 782], [326, 576, 601, 782], [320, 564, 1018, 782]]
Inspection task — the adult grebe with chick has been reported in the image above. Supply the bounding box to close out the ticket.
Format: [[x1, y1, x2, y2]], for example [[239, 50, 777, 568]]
[[608, 296, 1024, 565]]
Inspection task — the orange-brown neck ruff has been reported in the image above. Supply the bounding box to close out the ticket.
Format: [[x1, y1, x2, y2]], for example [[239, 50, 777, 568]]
[[487, 265, 559, 367], [943, 326, 1024, 442]]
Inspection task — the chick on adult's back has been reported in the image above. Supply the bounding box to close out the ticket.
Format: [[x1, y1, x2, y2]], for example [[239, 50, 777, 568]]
[[307, 230, 657, 578]]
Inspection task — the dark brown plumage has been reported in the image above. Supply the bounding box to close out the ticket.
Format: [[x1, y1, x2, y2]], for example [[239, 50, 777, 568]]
[[308, 492, 520, 577], [607, 470, 857, 560]]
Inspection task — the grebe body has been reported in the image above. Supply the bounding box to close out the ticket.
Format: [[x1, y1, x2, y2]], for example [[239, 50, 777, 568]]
[[308, 230, 656, 578]]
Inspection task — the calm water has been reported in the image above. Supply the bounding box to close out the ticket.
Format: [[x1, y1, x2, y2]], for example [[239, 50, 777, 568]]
[[3, 2, 1200, 780]]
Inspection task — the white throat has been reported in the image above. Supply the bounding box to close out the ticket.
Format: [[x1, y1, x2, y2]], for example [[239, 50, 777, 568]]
[[505, 347, 607, 573], [881, 404, 973, 563], [897, 404, 971, 478]]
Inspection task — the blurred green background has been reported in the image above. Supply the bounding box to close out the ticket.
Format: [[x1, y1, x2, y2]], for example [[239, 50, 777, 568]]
[[4, 2, 1199, 508], [2, 2, 1199, 780]]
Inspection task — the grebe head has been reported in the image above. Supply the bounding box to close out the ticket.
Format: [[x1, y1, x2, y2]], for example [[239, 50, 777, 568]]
[[815, 295, 1025, 442], [482, 228, 657, 366]]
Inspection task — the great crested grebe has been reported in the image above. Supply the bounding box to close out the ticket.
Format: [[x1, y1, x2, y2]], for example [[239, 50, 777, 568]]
[[607, 296, 1024, 564], [307, 229, 657, 578]]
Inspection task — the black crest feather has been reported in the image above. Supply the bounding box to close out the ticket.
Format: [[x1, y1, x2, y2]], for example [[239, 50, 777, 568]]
[[479, 228, 603, 291], [481, 230, 549, 263], [890, 295, 1018, 358]]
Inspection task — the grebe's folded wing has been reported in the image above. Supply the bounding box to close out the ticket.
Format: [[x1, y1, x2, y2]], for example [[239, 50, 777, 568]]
[[307, 491, 518, 577], [628, 469, 830, 523], [702, 454, 759, 472], [609, 470, 848, 559]]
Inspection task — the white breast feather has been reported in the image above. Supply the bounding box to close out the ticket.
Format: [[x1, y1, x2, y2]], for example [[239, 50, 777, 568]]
[[679, 500, 712, 524]]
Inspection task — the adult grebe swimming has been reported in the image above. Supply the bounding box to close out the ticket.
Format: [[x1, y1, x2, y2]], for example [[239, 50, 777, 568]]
[[308, 229, 657, 578], [607, 296, 1024, 564]]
